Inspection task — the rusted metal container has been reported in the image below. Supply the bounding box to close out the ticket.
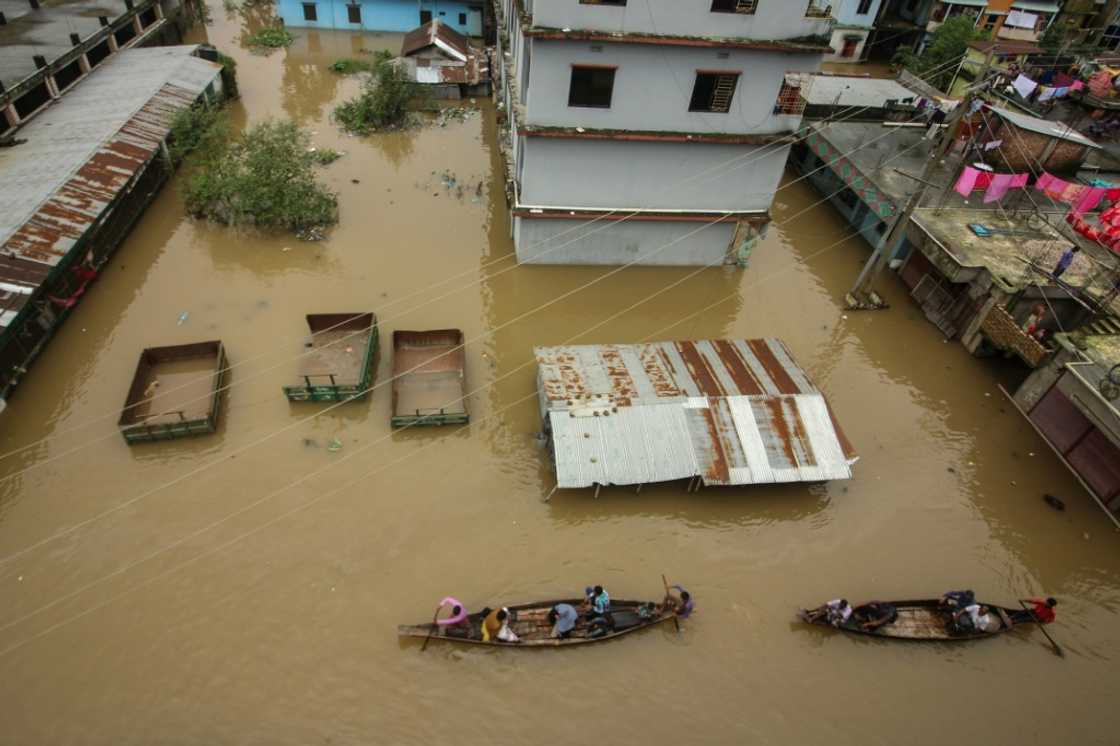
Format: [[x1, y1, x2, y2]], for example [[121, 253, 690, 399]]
[[391, 329, 469, 427], [118, 340, 229, 443], [283, 313, 378, 402]]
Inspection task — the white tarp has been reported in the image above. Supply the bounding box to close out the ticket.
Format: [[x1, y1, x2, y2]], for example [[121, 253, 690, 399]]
[[1005, 10, 1039, 29]]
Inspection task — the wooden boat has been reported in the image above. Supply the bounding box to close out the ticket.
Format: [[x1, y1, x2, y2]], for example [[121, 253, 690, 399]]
[[798, 599, 1036, 641], [399, 598, 674, 647]]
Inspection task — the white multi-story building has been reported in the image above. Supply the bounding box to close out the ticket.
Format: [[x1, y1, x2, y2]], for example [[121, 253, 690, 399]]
[[494, 0, 832, 266]]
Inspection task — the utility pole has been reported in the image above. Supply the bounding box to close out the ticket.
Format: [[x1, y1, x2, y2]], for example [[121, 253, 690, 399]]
[[847, 48, 996, 310]]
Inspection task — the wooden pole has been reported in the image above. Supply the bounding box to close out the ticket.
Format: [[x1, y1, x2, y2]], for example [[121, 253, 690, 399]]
[[662, 574, 680, 633], [1018, 600, 1064, 657], [849, 47, 996, 307], [420, 605, 441, 652]]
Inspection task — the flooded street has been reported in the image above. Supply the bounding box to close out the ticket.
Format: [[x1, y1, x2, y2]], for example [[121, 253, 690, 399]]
[[2, 7, 1120, 744]]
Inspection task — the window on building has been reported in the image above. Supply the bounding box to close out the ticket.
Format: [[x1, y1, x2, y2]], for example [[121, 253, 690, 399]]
[[689, 72, 739, 113], [568, 65, 616, 108], [302, 2, 317, 20], [856, 0, 872, 14], [581, 0, 628, 5], [773, 78, 806, 115], [420, 9, 432, 23], [459, 12, 467, 24], [347, 4, 361, 23], [711, 0, 757, 13]]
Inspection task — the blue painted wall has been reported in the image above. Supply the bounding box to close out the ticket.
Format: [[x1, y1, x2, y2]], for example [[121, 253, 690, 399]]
[[834, 0, 883, 29], [279, 0, 484, 35]]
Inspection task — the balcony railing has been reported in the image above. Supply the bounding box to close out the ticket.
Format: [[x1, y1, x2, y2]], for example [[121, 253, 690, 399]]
[[806, 1, 832, 18]]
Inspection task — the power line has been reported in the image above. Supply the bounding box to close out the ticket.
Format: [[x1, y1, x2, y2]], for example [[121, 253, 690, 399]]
[[0, 54, 968, 472], [0, 153, 931, 655], [0, 57, 971, 500]]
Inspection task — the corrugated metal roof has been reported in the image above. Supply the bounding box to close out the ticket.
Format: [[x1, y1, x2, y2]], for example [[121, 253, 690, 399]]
[[990, 106, 1101, 150], [401, 19, 470, 60], [0, 46, 222, 328], [536, 339, 857, 490]]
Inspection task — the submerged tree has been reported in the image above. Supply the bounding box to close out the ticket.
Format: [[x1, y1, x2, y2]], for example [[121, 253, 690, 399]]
[[333, 53, 417, 134], [183, 119, 338, 232], [893, 16, 985, 92]]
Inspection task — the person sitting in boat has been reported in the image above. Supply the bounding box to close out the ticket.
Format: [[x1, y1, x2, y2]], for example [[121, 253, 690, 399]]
[[435, 597, 471, 633], [852, 601, 897, 631], [582, 585, 611, 619], [659, 585, 695, 619], [482, 607, 520, 643], [825, 599, 853, 627], [548, 603, 579, 640], [953, 603, 1000, 634], [939, 589, 975, 612], [1009, 597, 1057, 625]]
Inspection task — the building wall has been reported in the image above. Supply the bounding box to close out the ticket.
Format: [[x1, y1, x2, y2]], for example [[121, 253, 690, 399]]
[[279, 0, 483, 34], [523, 41, 819, 134], [513, 216, 736, 266], [528, 0, 834, 41], [825, 27, 872, 62], [518, 138, 788, 212], [982, 120, 1089, 173], [834, 0, 883, 28]]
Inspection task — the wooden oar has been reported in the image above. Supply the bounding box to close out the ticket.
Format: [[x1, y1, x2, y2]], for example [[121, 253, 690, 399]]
[[1018, 600, 1064, 658], [420, 605, 442, 652], [662, 574, 680, 632]]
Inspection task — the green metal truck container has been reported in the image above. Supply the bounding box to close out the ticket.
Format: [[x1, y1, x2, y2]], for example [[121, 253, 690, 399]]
[[283, 313, 378, 402]]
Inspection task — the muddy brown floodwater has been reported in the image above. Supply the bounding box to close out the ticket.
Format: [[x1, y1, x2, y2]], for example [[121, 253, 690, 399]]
[[1, 8, 1119, 745]]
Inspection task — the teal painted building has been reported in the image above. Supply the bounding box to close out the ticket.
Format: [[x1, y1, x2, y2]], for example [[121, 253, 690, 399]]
[[278, 0, 484, 35]]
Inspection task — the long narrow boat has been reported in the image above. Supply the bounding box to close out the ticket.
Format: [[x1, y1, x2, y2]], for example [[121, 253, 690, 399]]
[[399, 598, 675, 647], [798, 599, 1037, 641]]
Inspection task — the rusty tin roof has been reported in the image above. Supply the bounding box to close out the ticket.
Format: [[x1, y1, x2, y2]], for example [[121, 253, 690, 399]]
[[0, 46, 222, 328], [535, 339, 857, 490]]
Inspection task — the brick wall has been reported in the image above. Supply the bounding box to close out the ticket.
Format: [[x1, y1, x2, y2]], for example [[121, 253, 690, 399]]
[[980, 304, 1050, 366], [983, 123, 1088, 173]]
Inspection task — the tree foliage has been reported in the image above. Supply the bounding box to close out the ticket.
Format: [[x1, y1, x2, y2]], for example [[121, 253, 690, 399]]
[[333, 54, 417, 134], [183, 119, 339, 232], [894, 16, 985, 91]]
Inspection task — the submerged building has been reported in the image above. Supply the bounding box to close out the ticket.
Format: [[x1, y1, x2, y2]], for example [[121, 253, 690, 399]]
[[0, 45, 226, 408], [278, 0, 486, 36], [493, 0, 832, 266], [535, 339, 857, 493]]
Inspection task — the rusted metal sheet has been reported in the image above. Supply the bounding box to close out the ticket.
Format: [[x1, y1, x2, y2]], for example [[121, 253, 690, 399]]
[[535, 339, 857, 490], [0, 47, 222, 329]]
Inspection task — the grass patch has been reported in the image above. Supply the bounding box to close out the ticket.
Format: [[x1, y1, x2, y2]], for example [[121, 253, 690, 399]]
[[183, 119, 338, 233], [310, 148, 341, 164], [246, 26, 293, 51], [329, 58, 375, 75]]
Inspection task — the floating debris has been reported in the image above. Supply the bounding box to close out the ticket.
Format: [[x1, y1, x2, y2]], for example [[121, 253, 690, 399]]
[[327, 437, 343, 453], [297, 226, 326, 242], [177, 311, 190, 325]]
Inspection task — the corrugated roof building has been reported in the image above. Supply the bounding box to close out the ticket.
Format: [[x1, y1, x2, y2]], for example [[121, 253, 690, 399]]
[[535, 339, 857, 491], [0, 45, 224, 405]]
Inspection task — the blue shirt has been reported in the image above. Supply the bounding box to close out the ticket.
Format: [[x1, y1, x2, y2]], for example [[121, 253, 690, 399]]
[[554, 604, 578, 633]]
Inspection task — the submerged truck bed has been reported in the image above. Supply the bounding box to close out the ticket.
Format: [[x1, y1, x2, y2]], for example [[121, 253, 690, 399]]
[[284, 313, 378, 402], [118, 341, 229, 443], [391, 330, 469, 427]]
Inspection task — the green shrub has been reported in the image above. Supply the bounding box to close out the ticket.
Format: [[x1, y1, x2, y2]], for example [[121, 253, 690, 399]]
[[329, 58, 375, 74], [246, 26, 294, 50], [310, 148, 341, 164], [168, 104, 229, 162], [183, 119, 338, 232], [333, 56, 417, 133]]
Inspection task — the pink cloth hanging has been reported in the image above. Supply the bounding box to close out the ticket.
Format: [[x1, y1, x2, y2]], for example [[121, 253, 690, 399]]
[[975, 171, 995, 190], [1035, 172, 1057, 192], [1011, 174, 1029, 188], [1073, 187, 1107, 214], [983, 174, 1017, 203], [1061, 183, 1088, 203], [955, 166, 981, 197], [1071, 80, 1086, 92]]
